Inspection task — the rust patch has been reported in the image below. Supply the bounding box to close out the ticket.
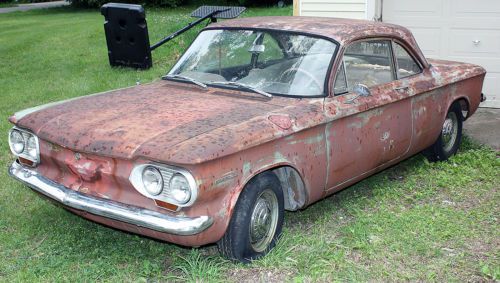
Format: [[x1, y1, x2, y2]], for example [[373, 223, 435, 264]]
[[208, 16, 430, 67], [268, 114, 293, 130], [8, 17, 487, 248], [66, 154, 103, 182]]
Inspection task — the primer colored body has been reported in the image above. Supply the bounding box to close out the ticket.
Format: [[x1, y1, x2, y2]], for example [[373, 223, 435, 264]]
[[8, 17, 486, 247]]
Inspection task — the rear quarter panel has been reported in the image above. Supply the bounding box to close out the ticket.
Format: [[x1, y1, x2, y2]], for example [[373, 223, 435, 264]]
[[410, 59, 485, 154]]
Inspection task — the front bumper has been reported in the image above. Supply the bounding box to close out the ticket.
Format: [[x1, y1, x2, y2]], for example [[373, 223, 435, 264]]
[[8, 161, 213, 236]]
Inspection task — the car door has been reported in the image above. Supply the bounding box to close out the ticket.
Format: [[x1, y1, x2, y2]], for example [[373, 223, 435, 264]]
[[323, 39, 414, 192]]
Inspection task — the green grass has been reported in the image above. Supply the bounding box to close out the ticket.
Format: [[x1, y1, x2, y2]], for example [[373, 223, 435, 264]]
[[0, 3, 18, 8], [1, 6, 499, 282]]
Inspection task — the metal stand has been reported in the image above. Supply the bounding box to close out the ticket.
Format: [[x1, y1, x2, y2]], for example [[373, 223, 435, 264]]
[[101, 4, 245, 69]]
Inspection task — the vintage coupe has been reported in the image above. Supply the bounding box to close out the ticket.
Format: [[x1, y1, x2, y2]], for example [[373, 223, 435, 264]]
[[8, 17, 486, 262]]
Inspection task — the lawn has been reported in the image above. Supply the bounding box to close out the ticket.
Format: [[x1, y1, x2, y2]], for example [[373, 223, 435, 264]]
[[0, 6, 499, 282], [0, 3, 18, 8]]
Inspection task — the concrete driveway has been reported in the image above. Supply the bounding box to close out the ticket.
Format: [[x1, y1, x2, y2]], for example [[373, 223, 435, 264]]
[[464, 108, 500, 151], [0, 1, 69, 13]]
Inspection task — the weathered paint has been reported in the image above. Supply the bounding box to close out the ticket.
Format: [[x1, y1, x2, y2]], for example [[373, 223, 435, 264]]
[[9, 17, 486, 247]]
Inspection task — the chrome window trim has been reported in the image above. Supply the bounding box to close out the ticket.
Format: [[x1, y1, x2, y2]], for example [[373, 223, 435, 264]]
[[391, 40, 424, 80], [334, 37, 401, 96], [333, 59, 349, 95]]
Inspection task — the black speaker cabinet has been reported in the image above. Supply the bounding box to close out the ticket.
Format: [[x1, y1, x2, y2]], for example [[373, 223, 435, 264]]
[[101, 3, 152, 69]]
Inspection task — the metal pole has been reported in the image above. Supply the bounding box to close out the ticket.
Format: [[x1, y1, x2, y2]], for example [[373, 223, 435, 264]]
[[150, 9, 228, 51]]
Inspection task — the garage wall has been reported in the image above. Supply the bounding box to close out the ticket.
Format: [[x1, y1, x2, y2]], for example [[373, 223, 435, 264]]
[[295, 0, 367, 19], [293, 0, 498, 108], [382, 0, 500, 108]]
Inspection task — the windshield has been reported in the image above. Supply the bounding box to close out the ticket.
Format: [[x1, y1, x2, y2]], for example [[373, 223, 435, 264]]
[[168, 29, 338, 97]]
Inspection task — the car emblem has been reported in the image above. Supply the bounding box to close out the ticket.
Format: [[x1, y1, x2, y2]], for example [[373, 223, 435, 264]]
[[74, 152, 81, 160]]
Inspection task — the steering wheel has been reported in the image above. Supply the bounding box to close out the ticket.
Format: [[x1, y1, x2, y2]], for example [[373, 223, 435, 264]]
[[279, 67, 323, 91]]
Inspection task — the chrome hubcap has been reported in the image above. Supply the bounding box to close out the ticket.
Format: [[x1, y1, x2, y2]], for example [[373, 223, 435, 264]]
[[249, 189, 279, 252], [442, 112, 458, 152]]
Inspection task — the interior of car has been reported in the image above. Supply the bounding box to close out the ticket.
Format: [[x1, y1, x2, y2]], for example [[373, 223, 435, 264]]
[[169, 29, 338, 97], [334, 40, 422, 94]]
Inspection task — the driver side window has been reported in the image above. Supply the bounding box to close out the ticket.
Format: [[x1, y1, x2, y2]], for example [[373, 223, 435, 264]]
[[334, 40, 395, 95]]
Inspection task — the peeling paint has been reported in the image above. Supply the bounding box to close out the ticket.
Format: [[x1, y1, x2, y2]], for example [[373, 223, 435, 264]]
[[9, 17, 487, 248], [242, 162, 252, 177], [381, 131, 390, 141]]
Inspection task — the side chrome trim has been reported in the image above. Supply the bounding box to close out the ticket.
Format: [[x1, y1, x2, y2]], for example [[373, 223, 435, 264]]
[[8, 161, 213, 236]]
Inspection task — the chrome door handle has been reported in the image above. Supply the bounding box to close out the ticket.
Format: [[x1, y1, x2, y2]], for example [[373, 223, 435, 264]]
[[473, 40, 481, 45], [395, 86, 409, 92]]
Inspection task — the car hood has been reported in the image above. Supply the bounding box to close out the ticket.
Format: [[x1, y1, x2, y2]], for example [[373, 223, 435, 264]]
[[12, 80, 302, 163]]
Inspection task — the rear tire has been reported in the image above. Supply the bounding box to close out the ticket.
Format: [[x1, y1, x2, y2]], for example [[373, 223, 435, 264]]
[[218, 172, 284, 263], [422, 102, 463, 162]]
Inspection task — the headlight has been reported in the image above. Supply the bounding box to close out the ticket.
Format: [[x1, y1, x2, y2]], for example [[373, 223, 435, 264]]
[[8, 127, 40, 165], [129, 164, 198, 207], [169, 174, 191, 204], [26, 135, 38, 159], [142, 166, 163, 196], [9, 130, 25, 154]]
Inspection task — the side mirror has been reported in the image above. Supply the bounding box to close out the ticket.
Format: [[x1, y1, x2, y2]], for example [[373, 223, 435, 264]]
[[353, 83, 371, 97]]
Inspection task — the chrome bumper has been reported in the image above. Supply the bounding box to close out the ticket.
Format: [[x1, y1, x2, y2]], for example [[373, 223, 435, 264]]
[[8, 161, 213, 236]]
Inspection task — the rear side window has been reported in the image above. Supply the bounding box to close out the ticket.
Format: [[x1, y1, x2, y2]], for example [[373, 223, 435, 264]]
[[341, 40, 395, 92], [393, 43, 421, 79]]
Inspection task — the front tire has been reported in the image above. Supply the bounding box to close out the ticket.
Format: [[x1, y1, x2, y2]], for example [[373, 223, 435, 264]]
[[218, 172, 284, 263], [423, 102, 463, 162]]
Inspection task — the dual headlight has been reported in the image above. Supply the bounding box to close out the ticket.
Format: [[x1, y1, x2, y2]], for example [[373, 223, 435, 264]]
[[8, 127, 40, 165], [129, 164, 197, 207]]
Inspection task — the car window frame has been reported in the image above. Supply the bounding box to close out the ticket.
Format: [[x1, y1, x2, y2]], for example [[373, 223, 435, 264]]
[[333, 38, 427, 96], [333, 38, 397, 96], [333, 59, 348, 94], [391, 40, 424, 80], [166, 27, 341, 99]]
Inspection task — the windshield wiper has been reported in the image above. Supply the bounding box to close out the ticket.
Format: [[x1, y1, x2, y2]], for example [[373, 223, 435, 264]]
[[209, 81, 272, 98], [163, 74, 207, 89]]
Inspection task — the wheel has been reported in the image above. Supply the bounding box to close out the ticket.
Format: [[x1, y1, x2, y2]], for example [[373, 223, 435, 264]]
[[218, 172, 284, 263], [422, 102, 463, 162]]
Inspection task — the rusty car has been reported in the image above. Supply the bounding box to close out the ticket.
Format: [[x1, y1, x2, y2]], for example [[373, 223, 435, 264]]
[[8, 17, 486, 262]]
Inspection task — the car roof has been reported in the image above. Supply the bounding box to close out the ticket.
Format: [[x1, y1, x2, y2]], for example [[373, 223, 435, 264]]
[[209, 16, 408, 44], [207, 16, 428, 67]]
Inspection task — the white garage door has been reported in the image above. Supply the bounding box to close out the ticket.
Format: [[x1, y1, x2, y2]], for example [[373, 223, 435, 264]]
[[382, 0, 500, 108]]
